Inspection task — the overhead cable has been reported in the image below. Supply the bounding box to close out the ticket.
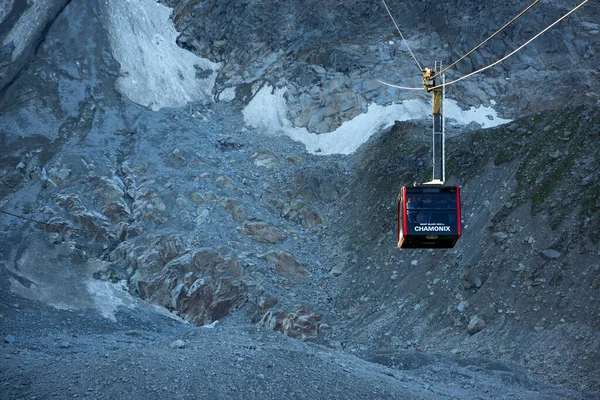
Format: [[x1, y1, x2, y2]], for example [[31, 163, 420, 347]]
[[323, 1, 426, 94], [0, 208, 108, 234], [377, 0, 591, 91], [434, 0, 540, 78], [381, 0, 423, 72], [374, 79, 424, 91], [432, 0, 591, 90]]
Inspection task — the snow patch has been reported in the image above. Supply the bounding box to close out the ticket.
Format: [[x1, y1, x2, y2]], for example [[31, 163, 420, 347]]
[[85, 280, 136, 323], [218, 87, 237, 102], [243, 85, 511, 155], [105, 0, 219, 110]]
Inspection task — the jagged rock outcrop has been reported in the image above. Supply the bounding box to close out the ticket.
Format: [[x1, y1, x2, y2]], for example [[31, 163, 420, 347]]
[[129, 244, 249, 325], [0, 0, 71, 92], [259, 305, 324, 341]]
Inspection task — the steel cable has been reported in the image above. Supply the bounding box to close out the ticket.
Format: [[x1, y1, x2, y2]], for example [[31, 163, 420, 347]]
[[381, 0, 423, 72], [377, 0, 591, 91], [0, 209, 109, 234], [434, 0, 541, 78]]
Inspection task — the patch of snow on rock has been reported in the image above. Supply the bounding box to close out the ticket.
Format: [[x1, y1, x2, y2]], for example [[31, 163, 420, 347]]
[[218, 87, 236, 102], [105, 0, 219, 110], [85, 280, 135, 323], [243, 85, 511, 155]]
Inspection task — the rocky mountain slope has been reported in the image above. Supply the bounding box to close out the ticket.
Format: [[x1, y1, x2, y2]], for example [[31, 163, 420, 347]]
[[165, 0, 600, 131], [0, 0, 598, 398], [326, 106, 600, 391]]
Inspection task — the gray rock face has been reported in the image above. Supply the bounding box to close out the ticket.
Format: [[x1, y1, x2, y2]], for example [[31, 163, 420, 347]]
[[163, 0, 599, 131], [133, 248, 248, 326], [0, 0, 71, 92], [1, 0, 599, 396]]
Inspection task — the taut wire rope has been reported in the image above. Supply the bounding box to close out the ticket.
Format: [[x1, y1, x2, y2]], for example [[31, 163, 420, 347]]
[[323, 1, 426, 92], [377, 0, 591, 91], [0, 208, 109, 234], [430, 0, 591, 90], [380, 0, 423, 72], [434, 0, 541, 78]]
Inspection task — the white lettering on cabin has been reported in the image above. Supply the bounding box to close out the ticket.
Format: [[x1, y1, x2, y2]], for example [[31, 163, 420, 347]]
[[415, 225, 451, 232]]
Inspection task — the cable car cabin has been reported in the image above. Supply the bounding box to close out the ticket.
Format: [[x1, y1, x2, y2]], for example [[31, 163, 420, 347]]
[[397, 185, 461, 248]]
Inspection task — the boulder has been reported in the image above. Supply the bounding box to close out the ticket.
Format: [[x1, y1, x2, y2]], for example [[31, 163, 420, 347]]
[[492, 231, 508, 243], [259, 305, 323, 341], [259, 251, 309, 280], [222, 198, 247, 222], [190, 192, 206, 204], [329, 263, 345, 277], [540, 249, 561, 260], [170, 339, 185, 349], [281, 199, 323, 228], [133, 247, 248, 326], [237, 221, 286, 244], [215, 175, 237, 190], [467, 315, 486, 335], [251, 149, 280, 169]]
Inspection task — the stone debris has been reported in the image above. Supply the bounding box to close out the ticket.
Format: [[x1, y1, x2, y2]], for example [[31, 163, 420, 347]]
[[170, 339, 186, 349], [540, 249, 561, 260], [259, 251, 309, 280], [237, 221, 286, 244], [467, 316, 486, 335], [251, 149, 280, 169], [491, 231, 508, 242], [329, 263, 345, 277]]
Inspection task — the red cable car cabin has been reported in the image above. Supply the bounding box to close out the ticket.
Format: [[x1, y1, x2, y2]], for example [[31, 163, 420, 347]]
[[397, 185, 461, 248]]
